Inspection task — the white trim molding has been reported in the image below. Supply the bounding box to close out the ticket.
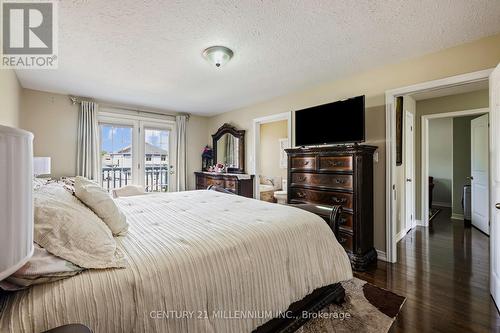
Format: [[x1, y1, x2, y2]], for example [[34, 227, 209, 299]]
[[384, 68, 493, 263], [451, 213, 465, 220], [395, 229, 407, 243], [376, 250, 387, 262]]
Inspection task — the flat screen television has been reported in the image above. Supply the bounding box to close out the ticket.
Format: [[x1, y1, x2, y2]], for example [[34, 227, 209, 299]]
[[295, 95, 365, 146]]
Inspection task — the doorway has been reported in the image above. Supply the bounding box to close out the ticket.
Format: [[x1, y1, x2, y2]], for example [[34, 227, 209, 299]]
[[422, 109, 489, 233], [385, 68, 494, 263], [252, 112, 292, 201]]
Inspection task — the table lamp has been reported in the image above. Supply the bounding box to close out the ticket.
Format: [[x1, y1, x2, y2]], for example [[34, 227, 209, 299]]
[[33, 157, 51, 177], [0, 125, 34, 280]]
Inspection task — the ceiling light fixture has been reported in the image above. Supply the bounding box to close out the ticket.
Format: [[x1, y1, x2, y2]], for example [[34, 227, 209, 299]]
[[202, 46, 233, 68]]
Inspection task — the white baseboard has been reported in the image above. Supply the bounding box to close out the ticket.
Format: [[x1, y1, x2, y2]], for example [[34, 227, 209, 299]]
[[376, 250, 387, 262], [395, 229, 407, 243], [451, 213, 464, 220], [433, 201, 451, 208]]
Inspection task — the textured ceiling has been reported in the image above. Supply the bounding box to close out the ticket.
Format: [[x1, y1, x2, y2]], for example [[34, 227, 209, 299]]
[[15, 0, 500, 116]]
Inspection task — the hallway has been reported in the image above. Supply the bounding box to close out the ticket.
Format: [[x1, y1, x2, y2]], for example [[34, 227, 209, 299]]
[[355, 208, 500, 332]]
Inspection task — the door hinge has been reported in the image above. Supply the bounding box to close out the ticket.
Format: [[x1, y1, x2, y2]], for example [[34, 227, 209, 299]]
[[138, 163, 140, 169]]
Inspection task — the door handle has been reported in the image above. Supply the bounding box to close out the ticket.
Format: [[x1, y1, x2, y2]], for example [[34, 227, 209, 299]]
[[406, 178, 412, 182], [496, 203, 500, 210], [467, 176, 474, 180]]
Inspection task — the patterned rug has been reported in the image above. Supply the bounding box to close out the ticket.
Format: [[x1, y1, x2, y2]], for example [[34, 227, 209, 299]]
[[299, 278, 405, 333]]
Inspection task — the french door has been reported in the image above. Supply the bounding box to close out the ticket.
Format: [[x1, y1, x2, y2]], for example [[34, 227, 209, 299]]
[[98, 113, 176, 193]]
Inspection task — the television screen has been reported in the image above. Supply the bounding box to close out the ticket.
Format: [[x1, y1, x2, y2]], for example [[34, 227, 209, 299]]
[[295, 95, 365, 146]]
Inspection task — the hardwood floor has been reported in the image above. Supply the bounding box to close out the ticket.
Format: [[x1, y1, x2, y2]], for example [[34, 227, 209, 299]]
[[355, 208, 500, 332]]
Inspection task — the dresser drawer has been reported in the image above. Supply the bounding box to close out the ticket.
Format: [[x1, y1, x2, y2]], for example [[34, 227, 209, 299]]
[[291, 156, 316, 170], [338, 212, 353, 232], [225, 179, 237, 190], [207, 178, 224, 187], [291, 173, 353, 190], [319, 156, 353, 171], [289, 188, 353, 209], [337, 231, 353, 252]]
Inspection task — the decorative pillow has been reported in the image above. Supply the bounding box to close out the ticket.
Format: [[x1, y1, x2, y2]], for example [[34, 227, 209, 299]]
[[74, 176, 129, 236], [0, 243, 84, 291], [59, 176, 76, 194], [33, 177, 49, 190], [34, 183, 126, 269], [111, 184, 145, 198]]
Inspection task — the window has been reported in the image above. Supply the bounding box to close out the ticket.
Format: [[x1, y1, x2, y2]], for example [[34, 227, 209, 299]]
[[98, 112, 176, 193], [99, 124, 133, 192]]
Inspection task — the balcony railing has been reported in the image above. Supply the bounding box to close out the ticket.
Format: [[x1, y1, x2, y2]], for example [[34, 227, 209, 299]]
[[101, 167, 168, 192]]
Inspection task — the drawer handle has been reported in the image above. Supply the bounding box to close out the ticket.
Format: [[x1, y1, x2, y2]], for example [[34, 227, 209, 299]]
[[297, 176, 307, 182], [335, 179, 346, 184], [333, 197, 347, 204], [296, 191, 306, 198], [329, 161, 343, 167], [339, 237, 347, 244], [303, 160, 310, 166], [339, 217, 347, 225]]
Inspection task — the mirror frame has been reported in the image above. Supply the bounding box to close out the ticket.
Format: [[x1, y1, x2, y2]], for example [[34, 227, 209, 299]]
[[212, 123, 245, 174]]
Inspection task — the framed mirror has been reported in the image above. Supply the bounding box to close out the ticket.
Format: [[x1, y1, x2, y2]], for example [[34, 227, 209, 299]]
[[212, 123, 245, 174]]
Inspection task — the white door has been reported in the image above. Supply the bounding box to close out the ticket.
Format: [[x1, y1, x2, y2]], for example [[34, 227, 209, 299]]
[[471, 113, 489, 234], [405, 111, 415, 231], [140, 123, 176, 192], [490, 63, 500, 309]]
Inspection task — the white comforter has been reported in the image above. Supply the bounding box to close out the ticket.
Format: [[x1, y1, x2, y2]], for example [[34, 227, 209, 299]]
[[0, 190, 352, 333]]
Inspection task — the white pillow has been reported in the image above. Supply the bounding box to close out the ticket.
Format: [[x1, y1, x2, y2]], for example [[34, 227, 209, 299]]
[[74, 176, 129, 236], [34, 183, 126, 269], [112, 184, 145, 198]]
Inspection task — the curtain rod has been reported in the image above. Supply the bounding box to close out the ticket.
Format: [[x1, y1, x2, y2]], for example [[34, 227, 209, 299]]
[[69, 95, 190, 119]]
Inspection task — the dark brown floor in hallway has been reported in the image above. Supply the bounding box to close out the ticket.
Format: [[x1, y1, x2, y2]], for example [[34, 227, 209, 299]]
[[355, 207, 500, 332]]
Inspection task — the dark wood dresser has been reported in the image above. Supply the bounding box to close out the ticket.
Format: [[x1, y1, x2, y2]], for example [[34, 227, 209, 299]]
[[285, 145, 377, 271], [195, 172, 254, 198]]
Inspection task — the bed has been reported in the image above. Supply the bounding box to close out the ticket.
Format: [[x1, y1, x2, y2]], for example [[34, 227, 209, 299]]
[[0, 190, 352, 333]]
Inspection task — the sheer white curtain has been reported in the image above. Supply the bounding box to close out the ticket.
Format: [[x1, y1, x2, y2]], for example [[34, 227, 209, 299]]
[[76, 101, 100, 182], [175, 115, 188, 191]]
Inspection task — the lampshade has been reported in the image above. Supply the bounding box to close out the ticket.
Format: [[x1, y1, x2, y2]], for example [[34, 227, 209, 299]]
[[0, 125, 34, 281], [33, 157, 51, 176]]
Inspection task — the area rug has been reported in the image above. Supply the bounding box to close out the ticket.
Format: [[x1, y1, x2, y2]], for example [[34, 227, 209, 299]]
[[299, 278, 405, 333]]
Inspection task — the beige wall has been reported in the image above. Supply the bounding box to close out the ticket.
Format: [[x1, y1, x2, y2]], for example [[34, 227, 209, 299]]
[[20, 89, 79, 177], [428, 118, 453, 205], [259, 120, 288, 180], [414, 89, 489, 219], [207, 34, 500, 252], [0, 69, 22, 128], [20, 89, 209, 189]]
